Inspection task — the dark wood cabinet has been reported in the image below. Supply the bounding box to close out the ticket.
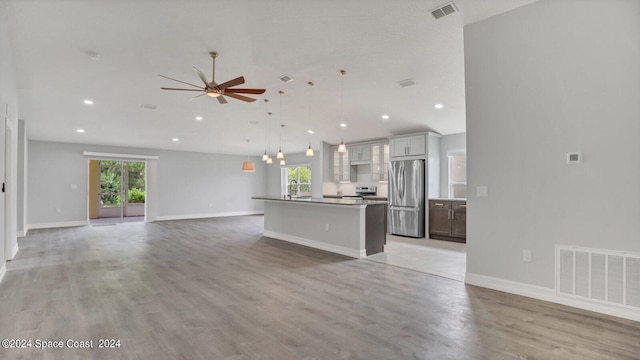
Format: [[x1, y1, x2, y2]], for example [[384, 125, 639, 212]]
[[429, 200, 466, 242]]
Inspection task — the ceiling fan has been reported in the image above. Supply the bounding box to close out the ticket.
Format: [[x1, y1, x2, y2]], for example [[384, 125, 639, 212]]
[[158, 52, 265, 104]]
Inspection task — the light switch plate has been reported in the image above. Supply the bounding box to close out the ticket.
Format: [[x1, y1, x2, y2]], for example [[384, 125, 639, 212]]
[[476, 186, 488, 197]]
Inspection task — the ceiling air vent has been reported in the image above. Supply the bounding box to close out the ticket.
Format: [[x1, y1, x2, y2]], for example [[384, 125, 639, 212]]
[[431, 2, 458, 20], [279, 74, 293, 83], [397, 78, 415, 88]]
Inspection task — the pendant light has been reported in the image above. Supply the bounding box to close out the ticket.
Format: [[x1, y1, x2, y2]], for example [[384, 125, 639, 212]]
[[277, 124, 285, 161], [241, 139, 256, 172], [262, 99, 269, 161], [276, 91, 285, 159], [306, 81, 315, 157], [266, 112, 274, 164], [337, 70, 347, 153]]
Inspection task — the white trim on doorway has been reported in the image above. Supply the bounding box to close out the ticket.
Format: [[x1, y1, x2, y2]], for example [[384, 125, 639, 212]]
[[83, 152, 158, 160], [0, 262, 6, 284]]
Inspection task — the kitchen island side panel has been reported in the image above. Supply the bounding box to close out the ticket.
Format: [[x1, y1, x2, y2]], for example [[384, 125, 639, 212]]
[[263, 201, 366, 258]]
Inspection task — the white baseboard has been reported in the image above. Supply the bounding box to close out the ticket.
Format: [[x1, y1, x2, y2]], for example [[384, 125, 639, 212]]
[[17, 229, 27, 237], [465, 272, 640, 322], [0, 262, 6, 284], [26, 220, 88, 230], [155, 210, 264, 222], [263, 230, 366, 259]]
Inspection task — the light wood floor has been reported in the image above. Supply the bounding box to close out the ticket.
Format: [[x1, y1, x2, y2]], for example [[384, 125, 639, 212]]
[[0, 216, 638, 360]]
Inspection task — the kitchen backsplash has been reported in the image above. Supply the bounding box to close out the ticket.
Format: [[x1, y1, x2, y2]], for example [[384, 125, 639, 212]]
[[322, 181, 388, 198]]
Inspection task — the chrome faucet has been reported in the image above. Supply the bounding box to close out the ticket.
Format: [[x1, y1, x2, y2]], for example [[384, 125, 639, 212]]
[[288, 179, 298, 199]]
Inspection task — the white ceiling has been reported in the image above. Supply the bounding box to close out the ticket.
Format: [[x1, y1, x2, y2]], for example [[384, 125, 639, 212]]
[[3, 0, 537, 156]]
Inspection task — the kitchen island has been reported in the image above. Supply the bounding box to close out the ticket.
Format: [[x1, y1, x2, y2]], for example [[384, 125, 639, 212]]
[[252, 196, 387, 258]]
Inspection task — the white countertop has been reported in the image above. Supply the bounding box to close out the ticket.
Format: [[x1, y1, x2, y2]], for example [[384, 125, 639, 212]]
[[253, 196, 387, 206]]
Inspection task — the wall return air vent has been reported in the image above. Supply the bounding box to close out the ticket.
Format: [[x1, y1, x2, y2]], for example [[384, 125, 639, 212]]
[[431, 2, 458, 20]]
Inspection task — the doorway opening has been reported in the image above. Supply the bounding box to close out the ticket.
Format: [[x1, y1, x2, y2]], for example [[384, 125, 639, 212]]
[[88, 160, 146, 224]]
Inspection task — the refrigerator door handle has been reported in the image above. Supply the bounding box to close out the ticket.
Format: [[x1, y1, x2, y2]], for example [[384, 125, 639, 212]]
[[400, 169, 405, 199]]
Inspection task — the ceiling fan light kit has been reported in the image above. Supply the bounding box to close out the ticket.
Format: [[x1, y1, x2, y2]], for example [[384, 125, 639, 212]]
[[159, 51, 265, 104]]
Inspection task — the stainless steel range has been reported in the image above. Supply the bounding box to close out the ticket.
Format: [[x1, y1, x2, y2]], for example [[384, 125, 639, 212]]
[[342, 185, 377, 200]]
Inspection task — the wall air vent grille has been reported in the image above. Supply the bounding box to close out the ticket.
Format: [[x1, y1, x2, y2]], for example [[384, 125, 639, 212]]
[[431, 2, 458, 19], [556, 245, 640, 309]]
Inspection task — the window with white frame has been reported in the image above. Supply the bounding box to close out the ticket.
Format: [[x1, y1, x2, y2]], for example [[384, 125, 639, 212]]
[[281, 164, 312, 197], [448, 153, 467, 199]]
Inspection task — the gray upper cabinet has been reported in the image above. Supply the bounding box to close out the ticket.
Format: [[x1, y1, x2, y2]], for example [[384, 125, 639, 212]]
[[371, 142, 389, 182], [331, 146, 355, 183], [390, 134, 426, 158], [349, 144, 371, 164]]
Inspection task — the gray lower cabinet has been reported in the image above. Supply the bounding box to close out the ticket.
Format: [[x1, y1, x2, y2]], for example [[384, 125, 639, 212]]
[[428, 200, 466, 242]]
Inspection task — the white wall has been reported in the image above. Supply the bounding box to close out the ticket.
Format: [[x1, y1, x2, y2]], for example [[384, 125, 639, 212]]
[[465, 0, 640, 290], [0, 2, 20, 273], [17, 119, 27, 236], [27, 140, 266, 226], [438, 132, 466, 199]]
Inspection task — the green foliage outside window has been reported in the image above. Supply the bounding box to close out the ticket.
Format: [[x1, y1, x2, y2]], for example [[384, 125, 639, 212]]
[[286, 165, 312, 194], [99, 161, 145, 206]]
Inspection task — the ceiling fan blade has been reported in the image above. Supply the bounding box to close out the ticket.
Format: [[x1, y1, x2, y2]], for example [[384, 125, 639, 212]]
[[216, 76, 245, 91], [223, 88, 266, 94], [188, 93, 208, 101], [158, 74, 203, 89], [193, 67, 210, 87], [217, 96, 228, 104], [224, 92, 256, 102], [161, 87, 205, 91]]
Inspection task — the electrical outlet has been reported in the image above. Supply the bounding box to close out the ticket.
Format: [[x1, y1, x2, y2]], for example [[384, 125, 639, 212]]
[[477, 186, 489, 197], [70, 184, 77, 190], [522, 249, 532, 262], [56, 208, 61, 213], [325, 223, 330, 231]]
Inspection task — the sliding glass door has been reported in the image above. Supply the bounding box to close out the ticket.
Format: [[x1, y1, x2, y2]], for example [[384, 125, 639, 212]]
[[91, 160, 145, 224]]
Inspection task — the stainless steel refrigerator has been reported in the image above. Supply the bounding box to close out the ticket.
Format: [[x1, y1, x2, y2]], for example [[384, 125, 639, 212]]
[[388, 159, 425, 237]]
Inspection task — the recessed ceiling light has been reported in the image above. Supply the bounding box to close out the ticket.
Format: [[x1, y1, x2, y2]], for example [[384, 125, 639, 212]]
[[307, 130, 314, 134], [83, 100, 94, 105], [195, 116, 203, 121], [248, 120, 260, 125], [76, 129, 85, 133], [435, 104, 444, 109], [381, 114, 390, 120], [340, 123, 347, 128], [141, 104, 157, 110], [172, 138, 179, 142]]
